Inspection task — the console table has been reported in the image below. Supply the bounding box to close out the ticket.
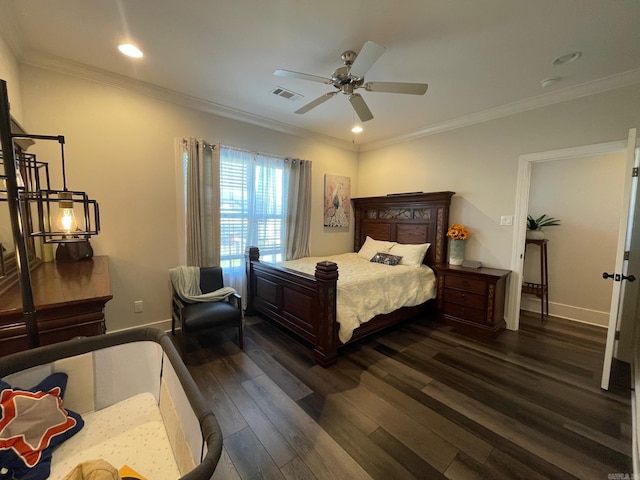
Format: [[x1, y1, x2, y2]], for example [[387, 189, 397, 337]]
[[0, 256, 112, 356]]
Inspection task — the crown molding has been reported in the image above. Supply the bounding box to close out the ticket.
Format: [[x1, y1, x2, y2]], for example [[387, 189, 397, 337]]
[[16, 49, 640, 155], [20, 50, 358, 152], [360, 68, 640, 152]]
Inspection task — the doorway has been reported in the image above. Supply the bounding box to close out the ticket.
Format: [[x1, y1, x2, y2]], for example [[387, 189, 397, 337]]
[[507, 139, 629, 331], [521, 152, 626, 325]]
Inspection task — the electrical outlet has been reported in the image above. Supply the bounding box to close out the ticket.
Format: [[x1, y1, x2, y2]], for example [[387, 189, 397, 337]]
[[134, 300, 144, 313], [500, 215, 513, 226]]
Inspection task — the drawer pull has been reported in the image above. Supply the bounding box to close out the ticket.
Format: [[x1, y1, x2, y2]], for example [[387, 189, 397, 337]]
[[462, 280, 469, 288]]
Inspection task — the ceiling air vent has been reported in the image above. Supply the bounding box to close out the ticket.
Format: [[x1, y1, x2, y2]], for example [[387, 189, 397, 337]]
[[271, 86, 302, 101]]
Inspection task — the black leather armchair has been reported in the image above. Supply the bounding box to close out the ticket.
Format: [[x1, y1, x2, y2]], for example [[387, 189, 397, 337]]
[[171, 266, 243, 357]]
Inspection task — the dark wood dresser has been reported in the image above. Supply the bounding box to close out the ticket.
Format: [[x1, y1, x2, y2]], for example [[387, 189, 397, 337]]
[[0, 256, 112, 356], [434, 263, 510, 337]]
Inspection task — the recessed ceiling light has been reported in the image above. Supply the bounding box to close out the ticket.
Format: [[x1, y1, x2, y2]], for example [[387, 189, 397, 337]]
[[351, 125, 363, 133], [118, 43, 143, 58], [540, 77, 560, 88], [552, 51, 582, 66]]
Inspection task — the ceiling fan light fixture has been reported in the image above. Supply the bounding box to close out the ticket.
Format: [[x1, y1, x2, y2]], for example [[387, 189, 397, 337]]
[[351, 125, 363, 133], [275, 40, 428, 121], [118, 43, 143, 58]]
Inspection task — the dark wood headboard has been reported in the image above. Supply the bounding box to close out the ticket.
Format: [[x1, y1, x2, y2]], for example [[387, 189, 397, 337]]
[[352, 191, 455, 267]]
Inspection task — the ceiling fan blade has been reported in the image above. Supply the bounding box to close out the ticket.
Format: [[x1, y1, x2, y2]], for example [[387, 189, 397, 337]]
[[274, 69, 331, 84], [295, 92, 337, 114], [348, 93, 374, 122], [364, 82, 428, 95], [349, 41, 386, 79]]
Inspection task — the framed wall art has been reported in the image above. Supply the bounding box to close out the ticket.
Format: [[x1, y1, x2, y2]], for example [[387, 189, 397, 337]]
[[324, 174, 351, 227]]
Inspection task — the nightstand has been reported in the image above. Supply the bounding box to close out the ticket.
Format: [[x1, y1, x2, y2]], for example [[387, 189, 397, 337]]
[[433, 264, 511, 337]]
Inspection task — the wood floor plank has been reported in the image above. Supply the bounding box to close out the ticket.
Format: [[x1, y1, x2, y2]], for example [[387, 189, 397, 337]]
[[242, 373, 373, 480], [224, 426, 286, 480], [188, 313, 632, 479], [188, 361, 247, 438], [422, 379, 626, 478], [345, 351, 494, 464], [208, 356, 298, 468], [297, 393, 418, 480], [432, 345, 630, 434], [212, 447, 242, 480], [368, 427, 448, 480], [280, 457, 318, 480], [298, 391, 379, 436], [330, 369, 460, 472], [482, 447, 557, 480], [353, 343, 435, 389], [242, 335, 313, 401]]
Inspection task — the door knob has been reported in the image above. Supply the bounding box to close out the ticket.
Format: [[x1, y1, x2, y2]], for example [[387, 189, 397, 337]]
[[602, 272, 636, 282]]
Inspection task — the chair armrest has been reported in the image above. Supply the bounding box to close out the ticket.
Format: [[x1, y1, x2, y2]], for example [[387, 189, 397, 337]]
[[228, 293, 242, 310]]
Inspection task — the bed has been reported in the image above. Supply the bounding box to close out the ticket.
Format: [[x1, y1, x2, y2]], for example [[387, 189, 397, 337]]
[[0, 328, 222, 480], [245, 191, 454, 366]]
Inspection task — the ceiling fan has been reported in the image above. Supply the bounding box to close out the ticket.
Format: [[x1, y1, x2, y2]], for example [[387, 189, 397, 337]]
[[274, 41, 428, 122]]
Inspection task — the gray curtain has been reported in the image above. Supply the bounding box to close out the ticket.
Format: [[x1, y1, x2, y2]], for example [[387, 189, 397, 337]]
[[285, 158, 311, 260], [185, 137, 220, 266]]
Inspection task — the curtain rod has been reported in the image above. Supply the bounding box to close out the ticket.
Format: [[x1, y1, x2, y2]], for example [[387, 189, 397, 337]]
[[221, 143, 307, 163], [182, 138, 216, 150]]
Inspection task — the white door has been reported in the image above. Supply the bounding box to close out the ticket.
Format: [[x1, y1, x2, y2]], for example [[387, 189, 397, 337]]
[[602, 128, 639, 390]]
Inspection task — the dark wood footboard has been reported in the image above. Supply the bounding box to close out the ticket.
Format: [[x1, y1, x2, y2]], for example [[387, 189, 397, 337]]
[[245, 246, 340, 365]]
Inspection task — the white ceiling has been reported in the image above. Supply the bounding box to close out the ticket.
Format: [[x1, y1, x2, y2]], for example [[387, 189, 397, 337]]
[[2, 0, 640, 149]]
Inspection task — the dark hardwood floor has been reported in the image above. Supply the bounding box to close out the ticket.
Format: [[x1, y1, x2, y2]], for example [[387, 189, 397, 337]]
[[183, 311, 632, 479]]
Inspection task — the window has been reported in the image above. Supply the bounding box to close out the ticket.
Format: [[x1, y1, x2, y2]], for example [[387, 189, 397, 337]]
[[219, 146, 287, 272]]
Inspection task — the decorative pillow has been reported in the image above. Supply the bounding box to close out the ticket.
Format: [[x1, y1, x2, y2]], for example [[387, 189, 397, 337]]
[[0, 373, 84, 480], [357, 236, 396, 260], [389, 242, 430, 267], [370, 252, 403, 266]]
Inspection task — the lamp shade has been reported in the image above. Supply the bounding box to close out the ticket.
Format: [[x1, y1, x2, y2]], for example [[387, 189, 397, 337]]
[[22, 188, 100, 243]]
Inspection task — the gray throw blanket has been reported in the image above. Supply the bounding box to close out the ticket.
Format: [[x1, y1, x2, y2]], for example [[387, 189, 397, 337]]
[[169, 265, 237, 303]]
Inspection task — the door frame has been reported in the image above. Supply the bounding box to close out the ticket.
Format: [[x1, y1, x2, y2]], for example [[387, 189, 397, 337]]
[[506, 140, 628, 331]]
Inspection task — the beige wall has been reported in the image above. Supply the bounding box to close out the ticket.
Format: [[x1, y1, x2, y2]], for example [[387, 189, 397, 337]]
[[0, 34, 22, 123], [18, 65, 358, 331], [524, 152, 626, 325], [3, 40, 640, 333], [358, 84, 640, 327]]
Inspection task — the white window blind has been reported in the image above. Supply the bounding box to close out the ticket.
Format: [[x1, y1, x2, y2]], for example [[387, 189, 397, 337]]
[[219, 147, 286, 272]]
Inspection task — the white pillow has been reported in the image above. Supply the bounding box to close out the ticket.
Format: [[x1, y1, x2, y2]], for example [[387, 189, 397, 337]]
[[389, 243, 430, 267], [357, 236, 396, 260]]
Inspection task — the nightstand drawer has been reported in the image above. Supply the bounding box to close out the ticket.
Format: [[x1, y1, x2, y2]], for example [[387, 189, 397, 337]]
[[444, 275, 486, 294], [443, 287, 486, 309], [443, 302, 486, 324]]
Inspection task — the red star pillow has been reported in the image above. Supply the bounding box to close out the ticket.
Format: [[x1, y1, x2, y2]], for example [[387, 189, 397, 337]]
[[0, 373, 84, 480]]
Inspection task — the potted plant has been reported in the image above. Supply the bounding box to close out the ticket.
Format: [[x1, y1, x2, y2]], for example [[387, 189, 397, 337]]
[[526, 214, 560, 239]]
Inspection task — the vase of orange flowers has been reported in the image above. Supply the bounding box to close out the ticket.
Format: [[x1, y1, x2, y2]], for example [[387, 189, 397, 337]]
[[447, 224, 470, 265]]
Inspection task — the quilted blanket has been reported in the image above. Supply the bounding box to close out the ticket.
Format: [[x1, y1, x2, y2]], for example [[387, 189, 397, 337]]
[[279, 253, 436, 343]]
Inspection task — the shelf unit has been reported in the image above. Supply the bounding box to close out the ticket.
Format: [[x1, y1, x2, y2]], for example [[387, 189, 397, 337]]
[[522, 238, 548, 321]]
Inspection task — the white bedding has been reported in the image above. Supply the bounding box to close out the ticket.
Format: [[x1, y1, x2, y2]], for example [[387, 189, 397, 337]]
[[279, 252, 436, 343]]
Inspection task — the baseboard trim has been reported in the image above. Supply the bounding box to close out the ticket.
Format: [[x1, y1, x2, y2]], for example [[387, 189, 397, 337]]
[[520, 298, 608, 327], [107, 319, 172, 335]]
